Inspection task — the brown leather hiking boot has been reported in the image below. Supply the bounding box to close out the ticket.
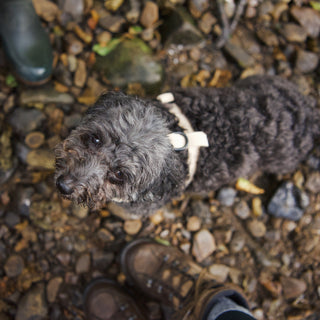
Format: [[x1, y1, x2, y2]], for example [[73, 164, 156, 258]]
[[121, 239, 250, 319], [83, 278, 147, 320]]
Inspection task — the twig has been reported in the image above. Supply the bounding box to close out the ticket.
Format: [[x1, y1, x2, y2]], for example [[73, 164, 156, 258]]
[[216, 0, 248, 49]]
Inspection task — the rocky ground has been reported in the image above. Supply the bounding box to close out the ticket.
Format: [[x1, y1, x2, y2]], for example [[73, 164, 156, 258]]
[[0, 0, 320, 319]]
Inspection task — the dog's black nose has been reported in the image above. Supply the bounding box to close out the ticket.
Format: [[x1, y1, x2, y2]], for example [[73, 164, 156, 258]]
[[56, 175, 74, 195]]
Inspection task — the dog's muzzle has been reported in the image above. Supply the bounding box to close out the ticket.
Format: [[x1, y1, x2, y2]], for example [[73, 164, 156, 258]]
[[56, 175, 75, 195]]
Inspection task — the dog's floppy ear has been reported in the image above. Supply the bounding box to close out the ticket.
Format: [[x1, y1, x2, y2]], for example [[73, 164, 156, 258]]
[[141, 157, 187, 203]]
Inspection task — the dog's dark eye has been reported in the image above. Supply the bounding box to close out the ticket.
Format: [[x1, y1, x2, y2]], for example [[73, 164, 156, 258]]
[[90, 134, 101, 146], [109, 169, 126, 185], [81, 133, 102, 148]]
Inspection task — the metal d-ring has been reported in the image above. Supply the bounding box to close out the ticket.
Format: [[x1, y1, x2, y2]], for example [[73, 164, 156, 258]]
[[173, 132, 189, 151]]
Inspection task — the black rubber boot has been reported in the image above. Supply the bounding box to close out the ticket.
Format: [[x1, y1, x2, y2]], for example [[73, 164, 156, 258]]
[[0, 0, 53, 84]]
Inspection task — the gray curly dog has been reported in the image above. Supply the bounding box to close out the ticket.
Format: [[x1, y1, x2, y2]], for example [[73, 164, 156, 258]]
[[55, 76, 320, 216]]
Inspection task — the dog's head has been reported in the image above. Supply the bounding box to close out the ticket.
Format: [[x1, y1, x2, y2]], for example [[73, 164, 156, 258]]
[[55, 92, 186, 209]]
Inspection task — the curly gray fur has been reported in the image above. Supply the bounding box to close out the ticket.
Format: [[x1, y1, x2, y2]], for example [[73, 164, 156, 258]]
[[55, 76, 320, 216]]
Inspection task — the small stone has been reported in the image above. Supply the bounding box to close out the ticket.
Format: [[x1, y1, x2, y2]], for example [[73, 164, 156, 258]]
[[97, 228, 115, 242], [224, 41, 255, 69], [104, 0, 124, 12], [56, 252, 71, 266], [75, 253, 91, 274], [16, 283, 48, 320], [99, 14, 126, 33], [65, 33, 84, 55], [33, 0, 60, 22], [4, 212, 20, 228], [190, 47, 201, 61], [267, 181, 306, 221], [290, 5, 320, 38], [252, 197, 263, 217], [160, 7, 204, 48], [208, 264, 230, 282], [305, 172, 320, 194], [198, 12, 217, 34], [20, 88, 74, 105], [4, 255, 25, 277], [281, 23, 307, 43], [188, 0, 209, 18], [59, 0, 84, 24], [280, 276, 307, 299], [92, 251, 114, 270], [295, 50, 319, 74], [140, 1, 159, 28], [192, 229, 216, 262], [234, 200, 251, 219], [72, 204, 89, 218], [247, 219, 266, 238], [9, 108, 45, 135], [74, 59, 87, 87], [149, 210, 164, 225], [26, 149, 55, 170], [97, 31, 112, 45], [256, 27, 279, 46], [64, 113, 81, 129], [47, 277, 63, 303], [123, 220, 142, 235], [187, 216, 202, 232], [25, 132, 45, 149], [95, 38, 164, 94], [217, 187, 237, 207]]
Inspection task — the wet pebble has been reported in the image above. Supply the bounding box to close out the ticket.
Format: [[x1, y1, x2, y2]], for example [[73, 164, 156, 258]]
[[64, 113, 81, 129], [104, 0, 124, 12], [295, 50, 319, 74], [65, 34, 84, 55], [99, 14, 126, 33], [189, 0, 209, 18], [59, 0, 84, 23], [20, 88, 74, 105], [140, 1, 159, 28], [280, 276, 307, 299], [4, 255, 24, 277], [97, 228, 115, 242], [247, 219, 266, 238], [47, 277, 63, 303], [256, 27, 279, 47], [192, 229, 216, 262], [9, 108, 45, 135], [281, 23, 308, 42], [75, 253, 91, 274], [186, 216, 202, 232], [16, 283, 48, 320], [267, 181, 307, 221], [217, 187, 237, 207], [234, 200, 251, 219], [305, 172, 320, 194], [95, 38, 164, 94], [198, 12, 217, 34], [33, 0, 60, 22], [224, 41, 256, 69], [230, 231, 246, 253], [72, 204, 89, 219], [56, 252, 71, 266], [92, 251, 114, 270], [208, 264, 230, 282], [4, 212, 20, 228], [123, 219, 142, 235], [74, 59, 87, 87], [290, 5, 320, 38]]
